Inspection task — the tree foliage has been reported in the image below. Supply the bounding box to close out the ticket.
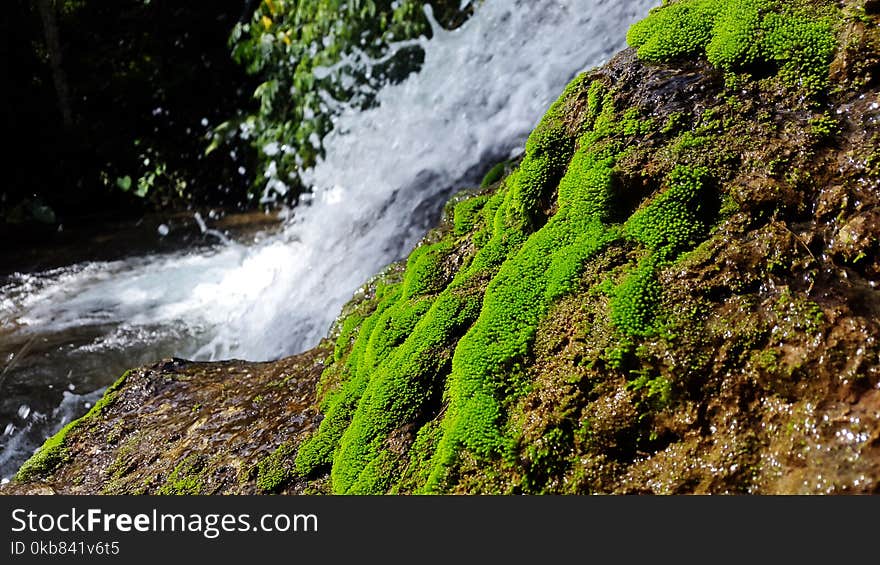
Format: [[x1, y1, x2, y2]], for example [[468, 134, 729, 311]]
[[5, 0, 256, 224], [221, 0, 473, 204]]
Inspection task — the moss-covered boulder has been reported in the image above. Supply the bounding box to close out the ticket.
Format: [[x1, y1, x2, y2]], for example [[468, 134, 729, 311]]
[[5, 0, 879, 495]]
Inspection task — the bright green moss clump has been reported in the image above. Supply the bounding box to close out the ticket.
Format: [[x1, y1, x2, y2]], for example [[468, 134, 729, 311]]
[[625, 165, 712, 254], [13, 420, 77, 483], [626, 0, 721, 61], [480, 161, 510, 189], [426, 149, 619, 489], [403, 240, 455, 298], [296, 229, 483, 492], [627, 0, 838, 93], [704, 0, 769, 70], [761, 11, 838, 92], [423, 85, 643, 490], [453, 195, 489, 236], [610, 255, 664, 337], [612, 165, 714, 337], [330, 287, 481, 493], [255, 442, 296, 493]]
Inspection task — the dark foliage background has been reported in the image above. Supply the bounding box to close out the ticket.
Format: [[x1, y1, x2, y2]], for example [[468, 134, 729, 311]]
[[4, 0, 257, 226]]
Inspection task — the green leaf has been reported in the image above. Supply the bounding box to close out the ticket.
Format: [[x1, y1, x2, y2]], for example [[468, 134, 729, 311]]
[[134, 177, 150, 197], [116, 175, 132, 191]]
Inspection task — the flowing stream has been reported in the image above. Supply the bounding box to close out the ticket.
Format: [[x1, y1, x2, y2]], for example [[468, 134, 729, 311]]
[[0, 0, 657, 480]]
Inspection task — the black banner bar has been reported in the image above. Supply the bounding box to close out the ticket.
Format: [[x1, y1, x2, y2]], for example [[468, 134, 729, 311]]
[[0, 495, 874, 563]]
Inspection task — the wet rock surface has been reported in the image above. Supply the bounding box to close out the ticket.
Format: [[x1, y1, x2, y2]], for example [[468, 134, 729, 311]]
[[2, 344, 331, 495]]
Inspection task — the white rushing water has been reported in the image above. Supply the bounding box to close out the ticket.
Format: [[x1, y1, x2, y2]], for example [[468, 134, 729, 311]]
[[0, 0, 657, 478]]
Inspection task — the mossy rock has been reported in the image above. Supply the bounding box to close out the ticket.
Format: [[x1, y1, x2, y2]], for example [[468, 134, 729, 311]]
[[6, 0, 879, 496]]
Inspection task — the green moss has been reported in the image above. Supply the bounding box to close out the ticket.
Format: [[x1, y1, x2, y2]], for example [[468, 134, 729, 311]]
[[480, 161, 511, 189], [330, 285, 482, 493], [752, 348, 781, 373], [621, 108, 655, 137], [300, 69, 729, 493], [662, 112, 688, 134], [453, 195, 490, 236], [403, 240, 455, 298], [424, 85, 634, 490], [303, 258, 450, 489], [333, 313, 365, 362], [705, 0, 766, 68], [295, 363, 371, 476], [809, 113, 838, 138], [627, 0, 838, 94], [626, 0, 721, 61], [609, 165, 715, 338], [609, 255, 663, 338], [761, 10, 838, 93], [625, 165, 712, 254], [345, 450, 400, 495], [605, 338, 636, 372], [15, 370, 132, 482], [670, 131, 710, 156], [104, 431, 143, 482], [627, 368, 673, 407], [13, 420, 76, 483], [297, 228, 480, 489], [256, 442, 297, 493], [426, 212, 615, 487], [774, 288, 825, 335], [159, 454, 207, 495], [393, 419, 443, 493]]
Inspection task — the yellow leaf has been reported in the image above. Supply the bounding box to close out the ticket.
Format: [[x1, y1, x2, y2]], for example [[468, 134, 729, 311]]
[[261, 15, 273, 30], [264, 0, 277, 16]]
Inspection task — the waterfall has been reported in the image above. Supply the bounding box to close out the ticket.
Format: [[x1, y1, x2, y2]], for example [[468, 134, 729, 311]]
[[0, 0, 657, 479], [192, 0, 659, 360]]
